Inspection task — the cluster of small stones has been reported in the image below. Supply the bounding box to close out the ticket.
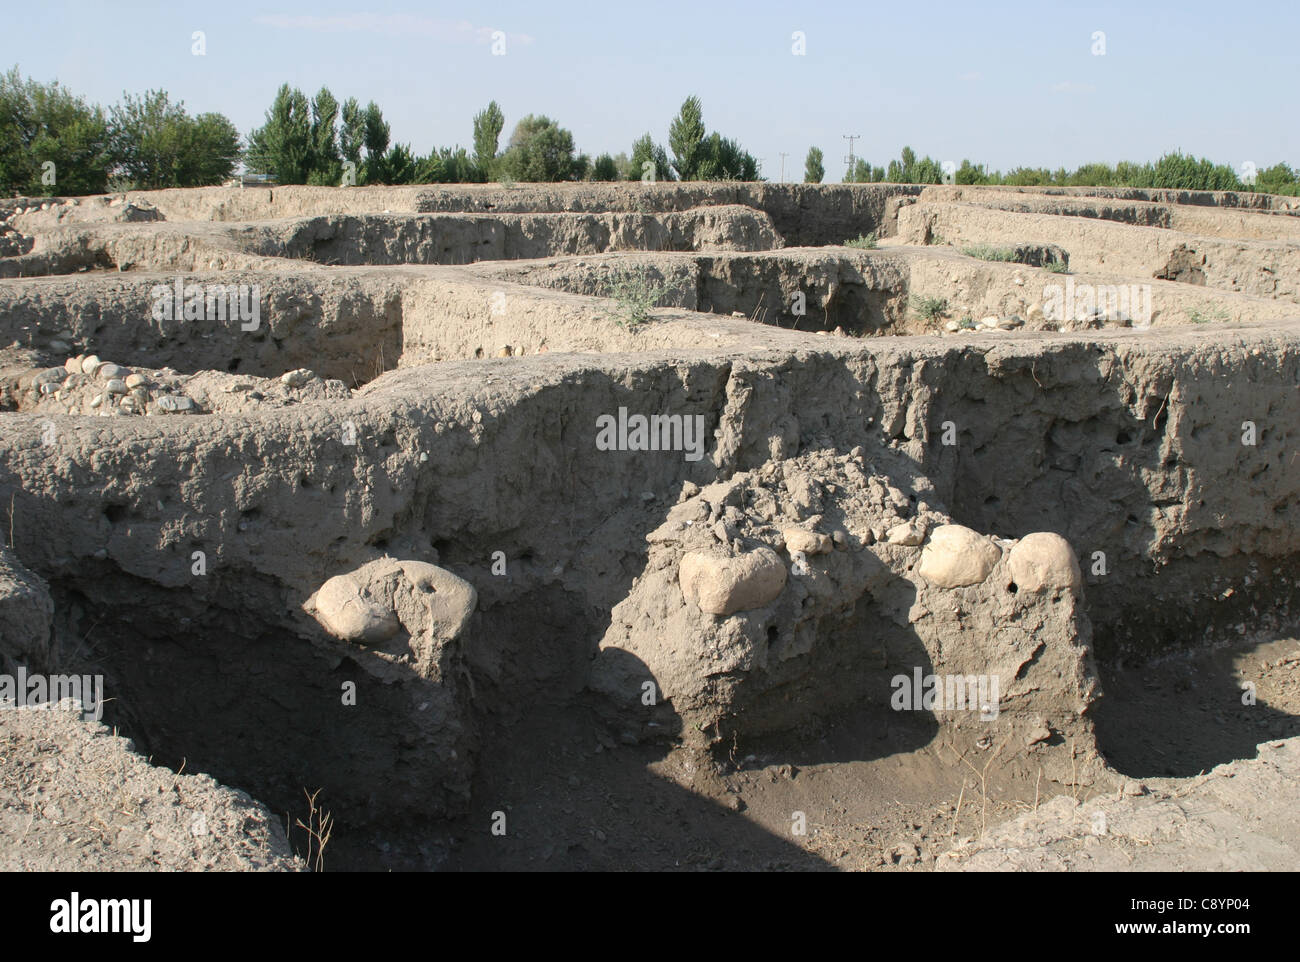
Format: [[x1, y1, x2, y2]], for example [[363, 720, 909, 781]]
[[486, 339, 562, 357], [2, 197, 82, 237], [4, 196, 140, 219], [12, 349, 344, 417], [7, 200, 76, 215], [944, 314, 1027, 334], [24, 353, 198, 417]]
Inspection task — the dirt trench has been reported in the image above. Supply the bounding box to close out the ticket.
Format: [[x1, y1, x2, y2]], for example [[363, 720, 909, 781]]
[[1, 183, 1297, 871]]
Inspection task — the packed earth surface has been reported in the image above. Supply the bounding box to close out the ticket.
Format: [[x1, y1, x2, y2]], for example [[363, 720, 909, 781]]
[[0, 181, 1296, 871]]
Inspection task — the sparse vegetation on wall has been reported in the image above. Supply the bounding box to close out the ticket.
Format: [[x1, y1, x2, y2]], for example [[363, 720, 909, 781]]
[[603, 268, 667, 330], [910, 294, 949, 323]]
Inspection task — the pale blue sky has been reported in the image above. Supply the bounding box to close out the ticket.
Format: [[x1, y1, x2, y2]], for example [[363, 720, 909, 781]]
[[3, 0, 1296, 181]]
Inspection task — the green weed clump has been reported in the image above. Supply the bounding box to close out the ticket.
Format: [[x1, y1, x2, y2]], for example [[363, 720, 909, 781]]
[[1187, 306, 1230, 324], [960, 244, 1017, 262], [844, 232, 878, 249], [604, 269, 667, 330], [910, 295, 949, 323]]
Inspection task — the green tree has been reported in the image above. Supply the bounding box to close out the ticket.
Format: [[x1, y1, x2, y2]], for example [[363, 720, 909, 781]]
[[1254, 162, 1300, 196], [382, 143, 417, 184], [1001, 166, 1052, 186], [246, 84, 312, 183], [846, 157, 874, 183], [629, 133, 673, 182], [912, 155, 943, 184], [307, 86, 341, 185], [498, 114, 578, 181], [415, 145, 480, 183], [109, 90, 239, 189], [472, 100, 504, 175], [668, 95, 706, 180], [1114, 161, 1154, 187], [339, 97, 364, 167], [883, 146, 941, 184], [1066, 161, 1117, 187], [592, 153, 619, 181], [954, 159, 990, 185], [1150, 151, 1240, 191], [693, 133, 759, 181], [804, 146, 824, 183], [887, 146, 917, 182], [361, 101, 390, 182], [0, 67, 112, 195]]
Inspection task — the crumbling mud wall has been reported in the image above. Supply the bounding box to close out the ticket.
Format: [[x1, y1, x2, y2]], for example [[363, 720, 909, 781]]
[[231, 207, 783, 264], [0, 270, 405, 381], [914, 185, 1300, 241], [0, 330, 1294, 823], [897, 202, 1300, 299]]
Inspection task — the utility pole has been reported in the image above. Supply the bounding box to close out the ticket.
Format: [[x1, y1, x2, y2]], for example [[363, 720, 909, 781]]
[[843, 134, 860, 182], [779, 152, 789, 182]]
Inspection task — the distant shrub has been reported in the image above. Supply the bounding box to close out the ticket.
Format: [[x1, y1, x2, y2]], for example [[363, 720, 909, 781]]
[[845, 232, 877, 249], [497, 114, 579, 182], [1150, 151, 1241, 192], [592, 153, 619, 181]]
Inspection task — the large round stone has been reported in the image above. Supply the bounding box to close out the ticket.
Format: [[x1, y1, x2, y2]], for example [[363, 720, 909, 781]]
[[1007, 532, 1082, 594], [917, 524, 1002, 587], [313, 574, 400, 644], [395, 560, 476, 642]]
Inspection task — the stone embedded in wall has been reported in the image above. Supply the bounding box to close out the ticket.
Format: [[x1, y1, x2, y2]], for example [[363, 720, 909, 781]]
[[917, 524, 1003, 588], [1007, 533, 1083, 595], [679, 547, 788, 616]]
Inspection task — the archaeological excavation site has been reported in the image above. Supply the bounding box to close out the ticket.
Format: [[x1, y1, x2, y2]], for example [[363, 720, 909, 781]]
[[1, 181, 1297, 872]]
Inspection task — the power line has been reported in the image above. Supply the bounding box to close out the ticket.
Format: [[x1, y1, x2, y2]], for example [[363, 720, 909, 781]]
[[843, 134, 860, 181]]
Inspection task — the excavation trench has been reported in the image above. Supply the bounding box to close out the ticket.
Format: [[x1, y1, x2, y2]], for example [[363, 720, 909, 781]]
[[0, 271, 406, 389], [5, 329, 1295, 867], [4, 182, 1299, 868]]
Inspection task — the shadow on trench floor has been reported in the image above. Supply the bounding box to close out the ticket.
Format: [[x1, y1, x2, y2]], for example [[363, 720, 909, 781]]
[[1092, 631, 1300, 779], [326, 701, 1061, 872]]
